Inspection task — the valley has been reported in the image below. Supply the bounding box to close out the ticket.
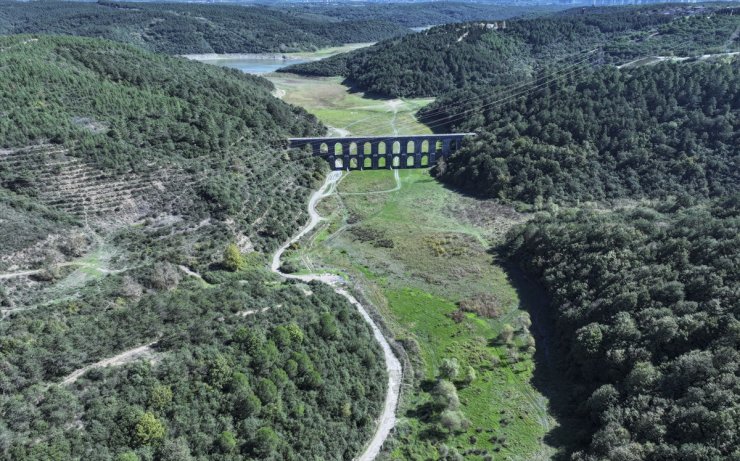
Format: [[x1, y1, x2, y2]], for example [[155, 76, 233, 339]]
[[257, 66, 555, 459], [283, 168, 555, 460], [0, 3, 737, 461]]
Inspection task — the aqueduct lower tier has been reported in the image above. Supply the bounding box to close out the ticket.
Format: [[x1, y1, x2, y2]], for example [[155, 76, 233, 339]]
[[288, 133, 475, 170]]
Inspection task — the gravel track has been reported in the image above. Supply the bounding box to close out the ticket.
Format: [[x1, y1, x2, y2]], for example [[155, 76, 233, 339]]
[[270, 171, 402, 461]]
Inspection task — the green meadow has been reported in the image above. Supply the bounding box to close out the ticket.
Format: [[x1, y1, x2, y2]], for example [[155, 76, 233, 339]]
[[284, 168, 555, 460], [267, 74, 434, 137]]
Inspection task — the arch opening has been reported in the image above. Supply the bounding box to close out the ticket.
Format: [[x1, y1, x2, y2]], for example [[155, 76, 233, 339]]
[[350, 158, 358, 169], [378, 157, 387, 168], [320, 143, 329, 154], [364, 157, 372, 168], [334, 143, 343, 155], [349, 142, 358, 155], [420, 155, 429, 166], [406, 156, 415, 167], [335, 158, 343, 169], [392, 156, 400, 168], [406, 141, 415, 154], [364, 142, 372, 155], [378, 142, 386, 155], [392, 141, 401, 154], [421, 140, 430, 153]]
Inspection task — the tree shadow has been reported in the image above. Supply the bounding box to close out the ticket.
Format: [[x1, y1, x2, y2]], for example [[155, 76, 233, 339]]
[[341, 78, 395, 100], [499, 260, 590, 459]]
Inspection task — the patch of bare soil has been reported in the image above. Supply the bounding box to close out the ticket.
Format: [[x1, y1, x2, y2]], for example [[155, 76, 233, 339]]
[[445, 197, 526, 241], [61, 342, 158, 385]]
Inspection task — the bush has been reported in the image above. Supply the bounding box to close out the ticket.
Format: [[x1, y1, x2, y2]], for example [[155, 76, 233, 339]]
[[134, 412, 166, 446], [439, 358, 460, 381], [222, 243, 244, 272]]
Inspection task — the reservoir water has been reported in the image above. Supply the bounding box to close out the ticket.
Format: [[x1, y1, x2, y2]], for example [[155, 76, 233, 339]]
[[193, 56, 310, 74], [186, 43, 373, 75]]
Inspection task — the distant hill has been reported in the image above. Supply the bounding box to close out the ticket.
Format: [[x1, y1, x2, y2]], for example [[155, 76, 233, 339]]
[[0, 1, 409, 54], [272, 2, 570, 28], [283, 4, 740, 97]]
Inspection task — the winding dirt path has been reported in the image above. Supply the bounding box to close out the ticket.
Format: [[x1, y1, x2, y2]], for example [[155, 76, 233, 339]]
[[0, 261, 126, 280], [61, 342, 157, 385], [270, 171, 402, 461]]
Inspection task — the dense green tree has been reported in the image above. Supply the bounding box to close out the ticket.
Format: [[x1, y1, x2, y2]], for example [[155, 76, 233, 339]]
[[0, 1, 409, 54], [439, 358, 461, 381], [435, 61, 739, 204], [134, 412, 166, 446], [286, 5, 739, 97], [504, 198, 739, 459]]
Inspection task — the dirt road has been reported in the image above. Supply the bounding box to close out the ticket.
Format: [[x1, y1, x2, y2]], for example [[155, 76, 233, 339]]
[[61, 342, 157, 385], [270, 171, 402, 461]]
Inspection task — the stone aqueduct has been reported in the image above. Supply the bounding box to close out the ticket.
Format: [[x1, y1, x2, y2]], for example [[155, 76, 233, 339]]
[[288, 133, 475, 170]]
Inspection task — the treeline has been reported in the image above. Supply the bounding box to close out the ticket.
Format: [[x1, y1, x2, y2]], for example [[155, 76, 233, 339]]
[[273, 2, 568, 28], [503, 198, 739, 460], [0, 1, 409, 55], [432, 60, 739, 204], [284, 4, 740, 97]]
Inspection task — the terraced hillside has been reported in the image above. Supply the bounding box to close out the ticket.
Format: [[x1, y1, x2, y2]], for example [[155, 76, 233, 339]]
[[0, 36, 388, 460], [0, 32, 325, 315], [1, 145, 164, 225]]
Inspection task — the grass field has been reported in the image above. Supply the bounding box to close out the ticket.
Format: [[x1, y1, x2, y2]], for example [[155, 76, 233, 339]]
[[267, 74, 434, 137], [283, 169, 556, 460]]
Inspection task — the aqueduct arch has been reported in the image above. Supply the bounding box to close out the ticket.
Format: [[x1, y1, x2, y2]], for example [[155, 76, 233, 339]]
[[288, 133, 474, 171]]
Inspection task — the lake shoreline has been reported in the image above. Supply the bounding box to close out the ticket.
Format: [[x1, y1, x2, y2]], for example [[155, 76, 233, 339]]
[[182, 42, 374, 63], [182, 52, 311, 62]]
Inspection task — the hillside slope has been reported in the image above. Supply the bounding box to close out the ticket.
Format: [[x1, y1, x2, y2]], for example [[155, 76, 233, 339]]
[[273, 2, 568, 28], [0, 1, 408, 54], [504, 198, 739, 460], [0, 36, 387, 461], [1, 35, 325, 256], [432, 60, 740, 205], [284, 4, 740, 97]]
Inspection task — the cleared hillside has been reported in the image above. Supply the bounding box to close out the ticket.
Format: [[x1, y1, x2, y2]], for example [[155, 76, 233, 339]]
[[0, 35, 326, 253]]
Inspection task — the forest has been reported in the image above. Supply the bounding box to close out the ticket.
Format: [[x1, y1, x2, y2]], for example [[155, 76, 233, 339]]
[[2, 4, 739, 461], [1, 270, 387, 460], [0, 34, 326, 252], [0, 1, 408, 54], [0, 35, 389, 461], [503, 198, 739, 460], [284, 4, 740, 98], [432, 60, 739, 204], [272, 2, 567, 28]]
